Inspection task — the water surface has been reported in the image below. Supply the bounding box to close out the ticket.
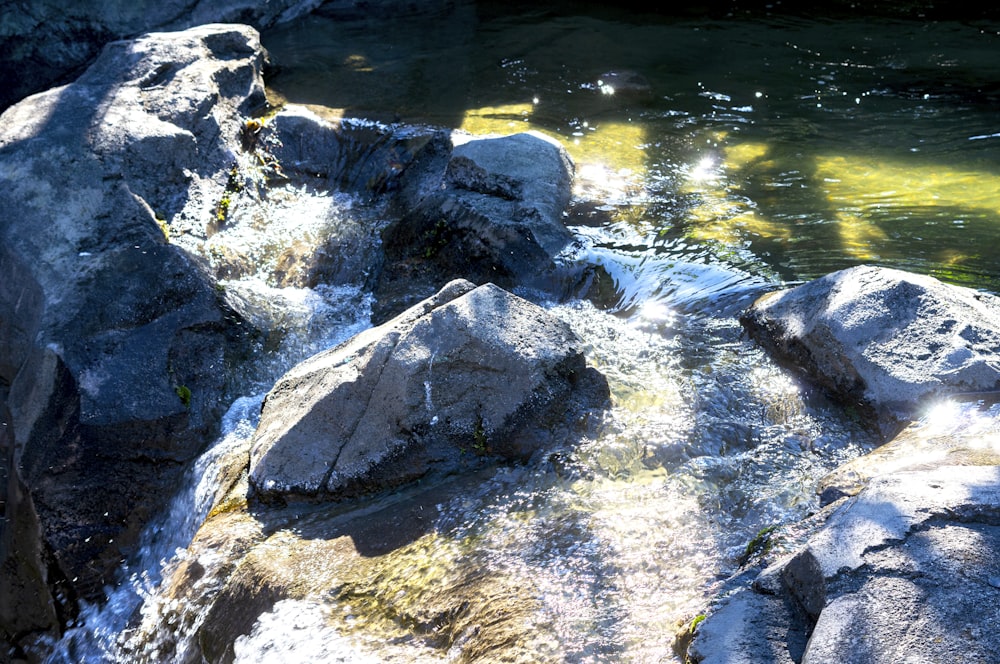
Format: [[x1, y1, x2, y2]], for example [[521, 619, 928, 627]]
[[264, 2, 1000, 289], [256, 4, 1000, 661]]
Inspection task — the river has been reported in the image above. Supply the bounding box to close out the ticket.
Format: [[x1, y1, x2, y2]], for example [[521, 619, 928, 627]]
[[49, 3, 1000, 662]]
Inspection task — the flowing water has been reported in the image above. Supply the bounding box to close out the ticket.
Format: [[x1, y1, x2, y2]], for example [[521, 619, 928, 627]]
[[50, 3, 1000, 662]]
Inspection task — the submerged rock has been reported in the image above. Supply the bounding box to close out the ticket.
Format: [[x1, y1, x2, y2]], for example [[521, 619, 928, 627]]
[[0, 24, 264, 648], [249, 279, 609, 503], [128, 467, 548, 664], [740, 265, 1000, 428]]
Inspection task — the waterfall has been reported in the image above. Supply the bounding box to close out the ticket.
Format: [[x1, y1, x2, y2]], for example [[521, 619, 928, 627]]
[[46, 395, 263, 663]]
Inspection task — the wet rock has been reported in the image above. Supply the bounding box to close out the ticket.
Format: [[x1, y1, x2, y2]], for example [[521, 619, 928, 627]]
[[233, 110, 579, 323], [0, 400, 67, 661], [689, 465, 1000, 663], [817, 403, 1000, 505], [740, 265, 1000, 429], [595, 70, 653, 97], [265, 105, 453, 204], [374, 131, 577, 321], [685, 590, 809, 664], [194, 103, 452, 293], [249, 278, 610, 503], [0, 24, 264, 643]]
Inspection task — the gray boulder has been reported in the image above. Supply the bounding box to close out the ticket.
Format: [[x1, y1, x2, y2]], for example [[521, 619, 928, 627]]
[[249, 279, 609, 503], [0, 24, 265, 646], [374, 132, 577, 320], [684, 589, 809, 664], [741, 265, 1000, 427], [0, 0, 323, 112], [689, 464, 1000, 663], [264, 104, 453, 204], [691, 265, 1000, 663], [209, 107, 579, 323]]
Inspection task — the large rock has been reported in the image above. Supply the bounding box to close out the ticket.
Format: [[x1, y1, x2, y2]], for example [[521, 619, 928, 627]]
[[0, 24, 265, 647], [688, 464, 1000, 663], [0, 0, 324, 112], [249, 279, 609, 503], [691, 264, 1000, 663], [374, 132, 578, 320], [740, 265, 1000, 427], [207, 107, 579, 323], [116, 277, 610, 662]]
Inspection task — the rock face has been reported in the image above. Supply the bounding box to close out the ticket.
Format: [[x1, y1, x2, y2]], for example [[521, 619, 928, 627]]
[[188, 102, 453, 296], [375, 131, 577, 320], [0, 24, 264, 648], [740, 265, 1000, 427], [249, 279, 609, 502], [689, 465, 1000, 663], [0, 0, 323, 112]]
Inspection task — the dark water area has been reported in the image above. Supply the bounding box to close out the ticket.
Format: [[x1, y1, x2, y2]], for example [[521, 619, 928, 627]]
[[263, 1, 1000, 293]]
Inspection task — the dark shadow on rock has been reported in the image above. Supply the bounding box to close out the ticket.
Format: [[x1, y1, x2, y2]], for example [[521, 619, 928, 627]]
[[252, 464, 500, 557]]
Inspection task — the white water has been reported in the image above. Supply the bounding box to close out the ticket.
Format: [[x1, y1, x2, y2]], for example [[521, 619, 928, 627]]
[[45, 271, 374, 663], [47, 395, 263, 663]]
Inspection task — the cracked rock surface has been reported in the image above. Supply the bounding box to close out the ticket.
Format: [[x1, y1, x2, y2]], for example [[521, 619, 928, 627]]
[[690, 466, 1000, 664]]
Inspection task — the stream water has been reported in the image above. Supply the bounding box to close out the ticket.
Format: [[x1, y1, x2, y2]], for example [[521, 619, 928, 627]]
[[50, 3, 1000, 663]]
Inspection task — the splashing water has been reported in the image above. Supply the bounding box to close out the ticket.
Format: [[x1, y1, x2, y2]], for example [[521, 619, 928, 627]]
[[47, 395, 263, 663]]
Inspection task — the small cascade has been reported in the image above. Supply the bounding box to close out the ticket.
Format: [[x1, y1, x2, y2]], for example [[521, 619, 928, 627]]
[[46, 395, 263, 663], [30, 5, 1000, 662]]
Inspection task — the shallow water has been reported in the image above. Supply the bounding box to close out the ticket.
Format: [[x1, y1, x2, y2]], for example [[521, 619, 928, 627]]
[[48, 4, 1000, 663]]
